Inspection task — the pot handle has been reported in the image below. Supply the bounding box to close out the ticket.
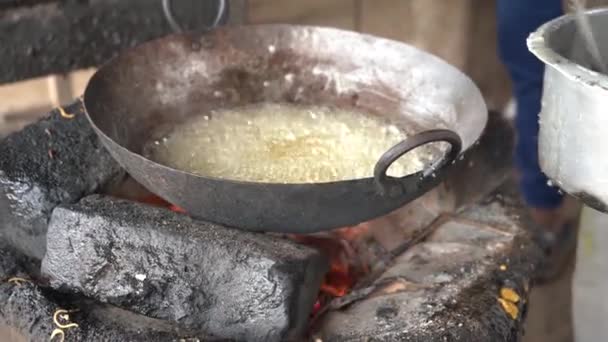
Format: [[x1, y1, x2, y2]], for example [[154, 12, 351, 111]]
[[374, 129, 462, 196]]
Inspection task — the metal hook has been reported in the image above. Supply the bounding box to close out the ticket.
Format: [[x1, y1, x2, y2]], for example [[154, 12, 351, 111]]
[[7, 277, 30, 285], [162, 0, 227, 33], [50, 329, 65, 342], [53, 309, 79, 330]]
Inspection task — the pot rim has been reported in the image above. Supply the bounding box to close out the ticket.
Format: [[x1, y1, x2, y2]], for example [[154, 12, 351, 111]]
[[527, 7, 608, 92]]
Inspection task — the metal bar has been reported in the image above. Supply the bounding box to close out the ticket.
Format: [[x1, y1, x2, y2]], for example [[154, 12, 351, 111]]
[[0, 0, 245, 84], [0, 0, 57, 10]]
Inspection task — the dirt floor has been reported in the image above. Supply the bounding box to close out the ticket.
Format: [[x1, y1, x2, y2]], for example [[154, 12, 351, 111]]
[[572, 208, 608, 342], [523, 259, 575, 342]]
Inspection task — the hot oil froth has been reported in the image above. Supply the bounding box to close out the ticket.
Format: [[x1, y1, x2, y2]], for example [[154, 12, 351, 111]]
[[145, 103, 427, 183]]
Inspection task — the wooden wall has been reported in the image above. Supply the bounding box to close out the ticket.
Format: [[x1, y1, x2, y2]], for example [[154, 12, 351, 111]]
[[248, 0, 512, 110], [0, 0, 512, 136]]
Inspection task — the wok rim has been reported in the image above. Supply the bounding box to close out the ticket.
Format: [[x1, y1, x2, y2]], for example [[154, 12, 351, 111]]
[[83, 23, 487, 188]]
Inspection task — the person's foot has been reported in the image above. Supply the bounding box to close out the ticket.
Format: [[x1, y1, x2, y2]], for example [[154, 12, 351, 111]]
[[528, 196, 581, 283]]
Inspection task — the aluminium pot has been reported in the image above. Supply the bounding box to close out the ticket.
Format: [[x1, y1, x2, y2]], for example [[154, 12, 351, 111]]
[[528, 8, 608, 212]]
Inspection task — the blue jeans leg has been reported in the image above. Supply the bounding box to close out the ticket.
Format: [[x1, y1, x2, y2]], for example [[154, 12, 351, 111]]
[[496, 0, 564, 209]]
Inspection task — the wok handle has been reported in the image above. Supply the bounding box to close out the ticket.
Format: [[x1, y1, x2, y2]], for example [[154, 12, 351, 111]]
[[374, 129, 462, 196]]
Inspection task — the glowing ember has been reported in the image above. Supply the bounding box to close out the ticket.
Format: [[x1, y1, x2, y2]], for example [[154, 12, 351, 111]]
[[320, 264, 352, 297], [169, 204, 186, 213], [139, 195, 185, 213], [138, 195, 171, 207], [290, 224, 371, 300], [312, 300, 322, 317], [334, 224, 371, 241]]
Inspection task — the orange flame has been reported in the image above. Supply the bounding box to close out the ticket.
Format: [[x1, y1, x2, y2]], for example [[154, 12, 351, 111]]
[[139, 195, 186, 213], [169, 204, 186, 213], [290, 224, 370, 300], [320, 261, 353, 297]]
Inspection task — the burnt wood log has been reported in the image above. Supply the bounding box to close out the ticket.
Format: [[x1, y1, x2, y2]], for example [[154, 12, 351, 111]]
[[41, 195, 328, 342], [0, 283, 191, 342], [0, 0, 245, 84], [0, 101, 123, 260], [0, 242, 192, 342]]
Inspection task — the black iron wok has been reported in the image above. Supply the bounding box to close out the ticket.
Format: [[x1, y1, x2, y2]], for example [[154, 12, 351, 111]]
[[83, 24, 487, 233]]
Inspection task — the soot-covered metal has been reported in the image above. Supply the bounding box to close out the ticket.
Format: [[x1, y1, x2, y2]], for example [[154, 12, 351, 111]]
[[0, 0, 243, 84]]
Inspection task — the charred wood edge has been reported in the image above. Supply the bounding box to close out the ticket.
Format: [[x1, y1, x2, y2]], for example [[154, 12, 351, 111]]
[[0, 0, 240, 84], [308, 216, 444, 330], [308, 276, 426, 331]]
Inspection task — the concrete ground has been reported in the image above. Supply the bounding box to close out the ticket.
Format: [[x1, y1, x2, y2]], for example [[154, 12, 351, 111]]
[[522, 206, 608, 342], [572, 207, 608, 342]]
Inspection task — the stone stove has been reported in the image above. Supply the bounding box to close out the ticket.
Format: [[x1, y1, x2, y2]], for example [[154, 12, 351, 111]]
[[0, 100, 542, 342]]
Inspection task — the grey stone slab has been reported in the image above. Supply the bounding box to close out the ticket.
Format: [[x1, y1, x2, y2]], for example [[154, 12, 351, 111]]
[[42, 195, 328, 342]]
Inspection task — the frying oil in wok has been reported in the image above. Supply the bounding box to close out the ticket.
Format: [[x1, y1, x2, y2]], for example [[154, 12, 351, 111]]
[[145, 103, 426, 183]]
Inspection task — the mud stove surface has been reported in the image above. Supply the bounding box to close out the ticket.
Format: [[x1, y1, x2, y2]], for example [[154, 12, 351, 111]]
[[0, 101, 541, 342]]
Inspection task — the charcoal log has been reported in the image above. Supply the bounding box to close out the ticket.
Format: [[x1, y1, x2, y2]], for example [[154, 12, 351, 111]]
[[0, 101, 123, 260], [0, 242, 188, 342], [0, 283, 189, 342], [0, 242, 37, 284], [41, 195, 328, 342]]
